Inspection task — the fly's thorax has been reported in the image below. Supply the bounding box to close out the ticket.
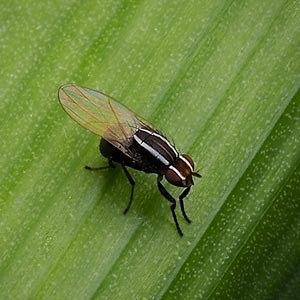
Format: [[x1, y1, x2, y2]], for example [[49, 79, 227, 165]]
[[132, 127, 178, 169], [165, 154, 195, 187], [131, 128, 201, 185]]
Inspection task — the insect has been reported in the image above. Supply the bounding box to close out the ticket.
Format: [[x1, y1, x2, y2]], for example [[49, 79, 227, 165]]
[[58, 84, 201, 236]]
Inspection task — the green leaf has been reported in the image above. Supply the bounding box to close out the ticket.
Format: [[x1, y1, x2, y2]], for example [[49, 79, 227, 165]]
[[1, 1, 300, 299]]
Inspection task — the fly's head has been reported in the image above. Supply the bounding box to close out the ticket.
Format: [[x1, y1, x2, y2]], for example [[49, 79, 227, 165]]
[[165, 154, 201, 188]]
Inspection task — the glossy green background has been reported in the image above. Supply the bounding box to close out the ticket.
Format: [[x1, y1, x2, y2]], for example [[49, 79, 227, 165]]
[[1, 1, 300, 299]]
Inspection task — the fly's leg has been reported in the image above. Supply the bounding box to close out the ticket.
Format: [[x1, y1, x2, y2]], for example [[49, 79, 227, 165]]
[[85, 160, 135, 215], [85, 158, 115, 170], [121, 164, 135, 214], [157, 175, 183, 236], [179, 186, 191, 223]]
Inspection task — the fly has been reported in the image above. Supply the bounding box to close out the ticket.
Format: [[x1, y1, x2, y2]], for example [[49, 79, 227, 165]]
[[58, 84, 201, 236]]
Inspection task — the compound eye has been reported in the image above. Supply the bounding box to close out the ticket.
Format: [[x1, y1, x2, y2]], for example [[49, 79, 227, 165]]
[[165, 168, 185, 187], [181, 154, 194, 170]]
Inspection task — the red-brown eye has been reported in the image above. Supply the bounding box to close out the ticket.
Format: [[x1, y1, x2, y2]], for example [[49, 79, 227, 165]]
[[165, 169, 185, 187], [181, 154, 194, 170]]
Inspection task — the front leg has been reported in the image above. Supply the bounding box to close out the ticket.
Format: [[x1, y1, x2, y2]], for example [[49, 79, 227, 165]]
[[179, 186, 191, 223], [157, 175, 183, 236]]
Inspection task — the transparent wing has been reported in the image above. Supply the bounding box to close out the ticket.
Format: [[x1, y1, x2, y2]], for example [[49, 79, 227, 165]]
[[58, 84, 152, 152]]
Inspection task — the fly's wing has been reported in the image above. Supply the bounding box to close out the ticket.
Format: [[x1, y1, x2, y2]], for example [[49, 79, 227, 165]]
[[58, 84, 153, 154]]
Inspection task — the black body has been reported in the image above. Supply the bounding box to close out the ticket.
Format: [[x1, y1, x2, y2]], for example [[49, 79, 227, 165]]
[[100, 129, 177, 175]]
